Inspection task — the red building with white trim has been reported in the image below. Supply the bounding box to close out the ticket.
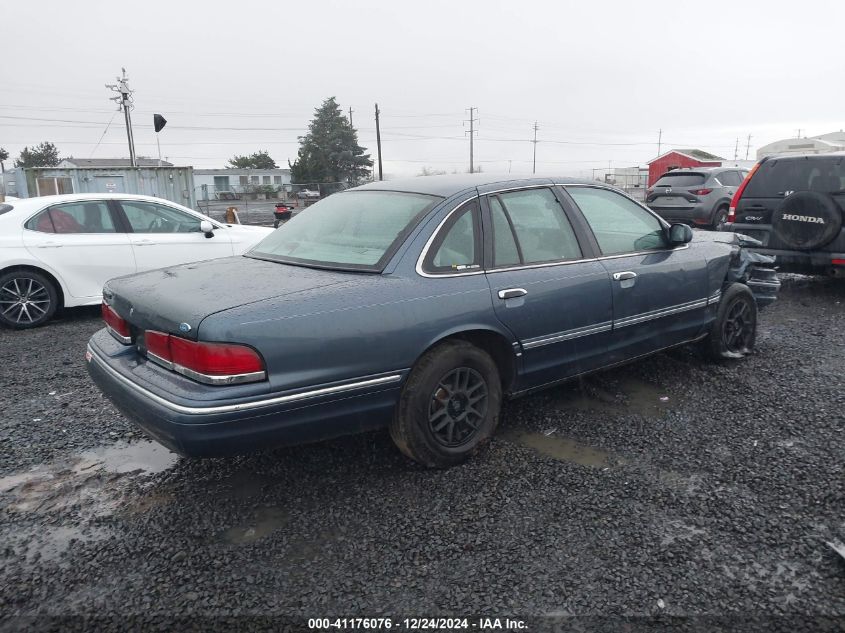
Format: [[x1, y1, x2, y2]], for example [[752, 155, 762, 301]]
[[647, 149, 724, 187]]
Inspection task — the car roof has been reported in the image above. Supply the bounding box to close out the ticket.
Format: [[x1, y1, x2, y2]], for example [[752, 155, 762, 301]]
[[765, 151, 845, 161], [658, 167, 726, 175], [0, 193, 194, 214], [350, 173, 599, 198]]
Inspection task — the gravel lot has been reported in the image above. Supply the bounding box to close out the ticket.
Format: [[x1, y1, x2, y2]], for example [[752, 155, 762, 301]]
[[1, 276, 843, 632]]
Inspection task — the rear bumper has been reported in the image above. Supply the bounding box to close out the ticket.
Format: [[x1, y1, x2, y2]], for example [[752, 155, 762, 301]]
[[732, 246, 845, 274], [726, 224, 845, 274], [85, 332, 405, 457], [648, 204, 710, 224]]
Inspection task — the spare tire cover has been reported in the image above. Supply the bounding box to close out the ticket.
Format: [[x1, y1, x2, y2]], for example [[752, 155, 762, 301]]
[[772, 191, 842, 250]]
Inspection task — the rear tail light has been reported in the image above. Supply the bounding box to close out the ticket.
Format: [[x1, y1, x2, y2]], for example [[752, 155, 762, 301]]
[[102, 303, 131, 344], [142, 330, 266, 385], [144, 330, 172, 365], [690, 188, 712, 196], [728, 162, 761, 223], [832, 259, 845, 266]]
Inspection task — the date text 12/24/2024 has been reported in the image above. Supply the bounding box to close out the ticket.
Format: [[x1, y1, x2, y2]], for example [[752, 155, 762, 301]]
[[308, 618, 528, 630]]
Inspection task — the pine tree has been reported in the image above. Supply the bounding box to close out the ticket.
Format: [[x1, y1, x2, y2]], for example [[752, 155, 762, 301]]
[[290, 97, 372, 187]]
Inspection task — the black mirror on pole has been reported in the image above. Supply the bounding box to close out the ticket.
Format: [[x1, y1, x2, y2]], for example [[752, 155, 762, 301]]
[[153, 114, 167, 166]]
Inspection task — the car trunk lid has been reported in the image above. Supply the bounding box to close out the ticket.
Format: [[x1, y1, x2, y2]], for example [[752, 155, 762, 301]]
[[104, 256, 354, 339]]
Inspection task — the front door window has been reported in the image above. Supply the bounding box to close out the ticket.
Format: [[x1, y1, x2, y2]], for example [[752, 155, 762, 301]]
[[567, 187, 668, 255]]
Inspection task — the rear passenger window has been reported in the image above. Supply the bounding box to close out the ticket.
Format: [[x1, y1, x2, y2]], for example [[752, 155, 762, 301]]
[[489, 197, 521, 267], [25, 201, 115, 234], [718, 171, 741, 187], [491, 188, 582, 265], [568, 187, 668, 255], [120, 201, 201, 233], [424, 200, 480, 273]]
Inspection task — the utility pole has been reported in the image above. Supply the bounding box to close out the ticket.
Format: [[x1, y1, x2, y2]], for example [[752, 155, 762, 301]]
[[531, 121, 539, 174], [465, 107, 478, 173], [348, 107, 354, 128], [374, 103, 383, 181], [745, 134, 752, 160], [734, 138, 739, 161], [106, 68, 136, 167], [657, 128, 663, 156], [796, 129, 803, 138]]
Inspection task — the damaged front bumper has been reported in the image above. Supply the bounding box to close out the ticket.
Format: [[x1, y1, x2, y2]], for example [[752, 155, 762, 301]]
[[728, 233, 780, 308]]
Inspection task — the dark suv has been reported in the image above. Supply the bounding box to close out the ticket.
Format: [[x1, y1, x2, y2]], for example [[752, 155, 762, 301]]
[[725, 153, 845, 275], [647, 167, 748, 230]]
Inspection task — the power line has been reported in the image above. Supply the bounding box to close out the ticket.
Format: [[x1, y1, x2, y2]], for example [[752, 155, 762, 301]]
[[89, 111, 119, 158]]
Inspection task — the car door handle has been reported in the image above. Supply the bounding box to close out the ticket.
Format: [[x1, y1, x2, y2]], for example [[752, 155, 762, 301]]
[[498, 288, 527, 300], [37, 242, 62, 248], [134, 239, 156, 246], [612, 271, 637, 281]]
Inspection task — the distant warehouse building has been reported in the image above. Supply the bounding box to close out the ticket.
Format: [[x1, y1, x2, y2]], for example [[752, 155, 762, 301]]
[[2, 159, 196, 208], [756, 131, 845, 159], [194, 168, 291, 200]]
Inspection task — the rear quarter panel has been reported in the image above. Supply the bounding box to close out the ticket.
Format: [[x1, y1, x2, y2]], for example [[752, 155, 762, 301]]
[[197, 272, 509, 393]]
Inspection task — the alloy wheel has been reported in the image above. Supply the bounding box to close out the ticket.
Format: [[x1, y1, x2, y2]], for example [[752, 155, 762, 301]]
[[428, 367, 489, 447], [722, 298, 753, 353], [0, 277, 52, 325]]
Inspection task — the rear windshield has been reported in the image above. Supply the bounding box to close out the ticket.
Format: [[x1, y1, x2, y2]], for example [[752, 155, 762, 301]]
[[654, 173, 705, 187], [745, 156, 845, 197], [248, 190, 442, 272]]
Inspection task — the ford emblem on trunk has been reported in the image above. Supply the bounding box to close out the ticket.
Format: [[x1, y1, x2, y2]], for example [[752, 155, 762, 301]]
[[179, 322, 191, 333]]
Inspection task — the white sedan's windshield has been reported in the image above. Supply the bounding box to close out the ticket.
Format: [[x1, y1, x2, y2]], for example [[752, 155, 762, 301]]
[[249, 191, 441, 270]]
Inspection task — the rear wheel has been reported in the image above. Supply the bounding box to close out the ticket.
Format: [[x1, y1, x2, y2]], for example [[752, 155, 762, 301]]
[[702, 283, 757, 360], [0, 270, 58, 329], [390, 340, 502, 468], [711, 205, 729, 230]]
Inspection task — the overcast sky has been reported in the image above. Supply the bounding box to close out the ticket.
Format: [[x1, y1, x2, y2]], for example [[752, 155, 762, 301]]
[[2, 0, 843, 178]]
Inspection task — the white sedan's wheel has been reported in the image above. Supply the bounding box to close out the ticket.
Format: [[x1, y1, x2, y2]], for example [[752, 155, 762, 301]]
[[0, 271, 58, 329]]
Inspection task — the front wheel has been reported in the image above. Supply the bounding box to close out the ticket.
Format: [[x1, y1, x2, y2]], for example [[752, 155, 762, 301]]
[[702, 283, 757, 360], [0, 270, 59, 329], [390, 340, 502, 468]]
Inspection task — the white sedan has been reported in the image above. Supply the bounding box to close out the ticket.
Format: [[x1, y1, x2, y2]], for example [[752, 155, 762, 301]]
[[0, 194, 273, 328]]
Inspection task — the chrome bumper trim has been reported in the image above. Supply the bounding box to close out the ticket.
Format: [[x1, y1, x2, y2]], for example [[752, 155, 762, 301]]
[[87, 344, 403, 415]]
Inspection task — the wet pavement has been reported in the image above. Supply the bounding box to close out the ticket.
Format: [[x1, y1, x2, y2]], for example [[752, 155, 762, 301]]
[[0, 275, 843, 630]]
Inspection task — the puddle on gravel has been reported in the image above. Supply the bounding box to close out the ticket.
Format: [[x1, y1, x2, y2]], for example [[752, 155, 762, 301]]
[[0, 441, 178, 517], [502, 429, 626, 468], [549, 375, 673, 419], [73, 441, 178, 475], [22, 525, 112, 563], [222, 506, 290, 545]]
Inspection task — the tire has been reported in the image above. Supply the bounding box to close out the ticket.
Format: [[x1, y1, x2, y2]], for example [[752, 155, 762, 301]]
[[0, 269, 59, 329], [711, 205, 729, 231], [771, 191, 842, 250], [702, 283, 757, 361], [390, 340, 502, 468]]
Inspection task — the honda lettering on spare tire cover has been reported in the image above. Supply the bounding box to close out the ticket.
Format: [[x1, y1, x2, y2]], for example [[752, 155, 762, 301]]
[[771, 191, 843, 250]]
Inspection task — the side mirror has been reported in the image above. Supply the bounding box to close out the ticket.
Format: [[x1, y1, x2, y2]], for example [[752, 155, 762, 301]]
[[200, 220, 215, 238], [669, 223, 693, 244]]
